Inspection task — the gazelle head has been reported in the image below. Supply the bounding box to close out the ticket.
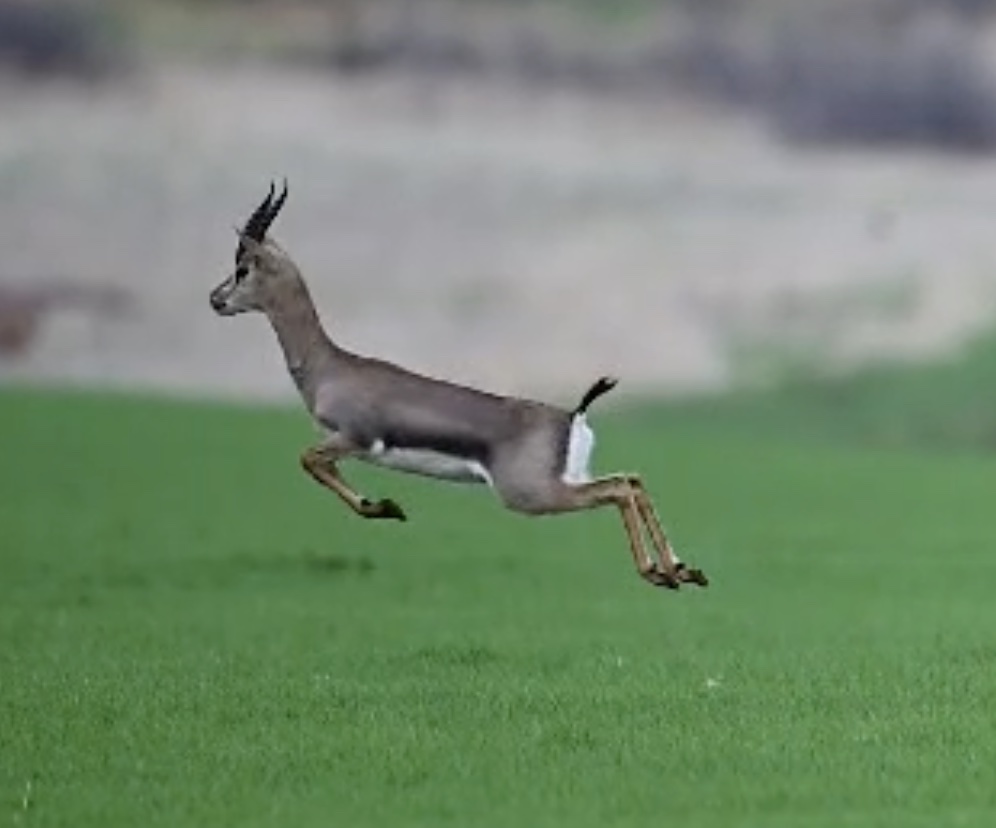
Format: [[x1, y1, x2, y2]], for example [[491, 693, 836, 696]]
[[210, 180, 297, 316]]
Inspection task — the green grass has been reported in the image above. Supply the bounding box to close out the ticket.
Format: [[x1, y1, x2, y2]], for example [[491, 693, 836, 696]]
[[647, 331, 996, 453], [3, 384, 996, 827]]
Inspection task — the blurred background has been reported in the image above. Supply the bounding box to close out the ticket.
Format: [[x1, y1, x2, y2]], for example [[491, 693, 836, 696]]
[[5, 0, 996, 407]]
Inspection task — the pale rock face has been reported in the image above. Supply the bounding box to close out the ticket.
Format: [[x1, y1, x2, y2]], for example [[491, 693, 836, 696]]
[[3, 66, 994, 401]]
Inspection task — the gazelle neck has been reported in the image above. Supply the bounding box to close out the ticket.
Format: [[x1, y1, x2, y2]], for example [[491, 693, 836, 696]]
[[263, 279, 340, 381]]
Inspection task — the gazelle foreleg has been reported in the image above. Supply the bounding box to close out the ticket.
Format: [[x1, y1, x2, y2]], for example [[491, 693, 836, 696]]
[[628, 476, 708, 586], [301, 442, 407, 521]]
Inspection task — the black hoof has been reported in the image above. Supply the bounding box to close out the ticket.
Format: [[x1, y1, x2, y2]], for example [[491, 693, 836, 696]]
[[643, 566, 680, 590], [375, 498, 407, 521], [679, 565, 709, 587]]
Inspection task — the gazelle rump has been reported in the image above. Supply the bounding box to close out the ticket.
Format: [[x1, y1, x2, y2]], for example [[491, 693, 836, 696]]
[[209, 181, 708, 590]]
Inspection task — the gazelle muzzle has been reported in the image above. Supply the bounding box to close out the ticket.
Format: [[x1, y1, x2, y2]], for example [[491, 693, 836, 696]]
[[209, 277, 239, 315]]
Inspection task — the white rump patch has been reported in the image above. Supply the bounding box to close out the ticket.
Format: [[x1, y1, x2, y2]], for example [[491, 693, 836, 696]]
[[365, 444, 492, 486], [562, 413, 595, 484]]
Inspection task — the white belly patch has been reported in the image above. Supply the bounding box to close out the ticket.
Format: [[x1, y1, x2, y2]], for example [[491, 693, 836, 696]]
[[365, 441, 492, 485], [562, 413, 595, 484]]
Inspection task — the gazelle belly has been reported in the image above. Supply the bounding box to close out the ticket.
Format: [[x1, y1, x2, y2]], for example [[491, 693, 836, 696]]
[[364, 441, 492, 485]]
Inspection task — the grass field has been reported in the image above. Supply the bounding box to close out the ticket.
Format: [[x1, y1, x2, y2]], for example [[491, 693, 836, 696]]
[[4, 381, 996, 827]]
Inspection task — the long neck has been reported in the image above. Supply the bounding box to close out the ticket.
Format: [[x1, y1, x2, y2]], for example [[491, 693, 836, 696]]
[[262, 278, 339, 378]]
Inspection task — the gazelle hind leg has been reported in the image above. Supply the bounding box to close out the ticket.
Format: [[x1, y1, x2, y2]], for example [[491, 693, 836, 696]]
[[534, 473, 679, 589], [616, 492, 680, 589], [629, 476, 708, 587]]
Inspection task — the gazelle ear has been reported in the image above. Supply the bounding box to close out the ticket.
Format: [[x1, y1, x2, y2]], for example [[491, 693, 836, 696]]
[[233, 228, 265, 258]]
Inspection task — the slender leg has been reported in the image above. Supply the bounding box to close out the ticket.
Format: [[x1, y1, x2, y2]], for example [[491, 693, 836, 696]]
[[629, 476, 708, 587], [557, 474, 679, 588], [301, 444, 406, 521]]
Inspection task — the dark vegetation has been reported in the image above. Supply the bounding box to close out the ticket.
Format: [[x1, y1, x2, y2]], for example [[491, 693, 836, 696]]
[[0, 0, 132, 79], [320, 0, 996, 152], [671, 1, 996, 151], [7, 0, 996, 150]]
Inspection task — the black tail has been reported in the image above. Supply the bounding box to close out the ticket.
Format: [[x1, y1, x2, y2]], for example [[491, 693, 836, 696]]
[[572, 376, 618, 416]]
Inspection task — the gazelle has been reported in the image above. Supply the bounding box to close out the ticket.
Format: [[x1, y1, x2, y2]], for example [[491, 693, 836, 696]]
[[209, 181, 708, 590]]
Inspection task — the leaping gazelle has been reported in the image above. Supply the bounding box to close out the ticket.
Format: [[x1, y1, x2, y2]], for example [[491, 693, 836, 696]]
[[209, 181, 708, 590]]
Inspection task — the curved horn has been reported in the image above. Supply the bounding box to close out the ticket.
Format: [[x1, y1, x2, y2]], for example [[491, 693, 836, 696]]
[[236, 179, 288, 260], [269, 178, 288, 223]]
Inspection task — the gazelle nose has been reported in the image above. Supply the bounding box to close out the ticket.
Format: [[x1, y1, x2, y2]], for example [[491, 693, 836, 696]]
[[209, 290, 225, 312]]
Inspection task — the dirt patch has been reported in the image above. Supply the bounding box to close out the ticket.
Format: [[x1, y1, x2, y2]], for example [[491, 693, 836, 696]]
[[2, 64, 996, 406]]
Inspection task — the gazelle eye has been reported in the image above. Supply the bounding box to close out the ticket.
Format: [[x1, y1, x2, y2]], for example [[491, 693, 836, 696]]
[[235, 265, 248, 281]]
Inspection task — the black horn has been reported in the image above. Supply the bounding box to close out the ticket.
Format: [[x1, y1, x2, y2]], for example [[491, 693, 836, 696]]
[[236, 179, 288, 261]]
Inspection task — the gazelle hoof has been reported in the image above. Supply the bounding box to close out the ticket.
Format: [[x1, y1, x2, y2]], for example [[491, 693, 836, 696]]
[[677, 565, 709, 587], [374, 498, 407, 521], [643, 565, 680, 590]]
